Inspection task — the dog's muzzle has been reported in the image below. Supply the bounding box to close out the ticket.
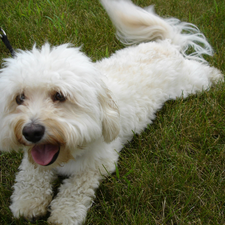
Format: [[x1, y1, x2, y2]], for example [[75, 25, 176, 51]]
[[22, 123, 60, 166]]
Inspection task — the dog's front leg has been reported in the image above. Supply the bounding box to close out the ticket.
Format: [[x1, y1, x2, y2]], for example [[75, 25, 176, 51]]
[[10, 152, 56, 220], [48, 170, 102, 225]]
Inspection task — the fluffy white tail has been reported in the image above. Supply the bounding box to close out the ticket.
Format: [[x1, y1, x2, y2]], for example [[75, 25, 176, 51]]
[[101, 0, 213, 62]]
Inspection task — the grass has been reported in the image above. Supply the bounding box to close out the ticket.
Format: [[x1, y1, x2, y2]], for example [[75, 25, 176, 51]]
[[0, 0, 225, 224]]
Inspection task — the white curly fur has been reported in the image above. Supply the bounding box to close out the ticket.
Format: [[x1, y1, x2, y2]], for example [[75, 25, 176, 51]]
[[0, 0, 223, 224]]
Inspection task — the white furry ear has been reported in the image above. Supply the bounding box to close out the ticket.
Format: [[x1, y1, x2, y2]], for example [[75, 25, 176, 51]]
[[99, 87, 120, 143]]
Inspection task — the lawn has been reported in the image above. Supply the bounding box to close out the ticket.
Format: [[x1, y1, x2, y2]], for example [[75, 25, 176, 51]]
[[0, 0, 225, 224]]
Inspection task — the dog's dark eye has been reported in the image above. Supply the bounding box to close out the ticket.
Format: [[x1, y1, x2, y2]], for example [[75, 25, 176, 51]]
[[54, 92, 66, 102], [16, 93, 25, 105]]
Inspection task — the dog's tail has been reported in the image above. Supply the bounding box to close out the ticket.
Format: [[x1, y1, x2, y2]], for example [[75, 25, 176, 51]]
[[100, 0, 213, 63]]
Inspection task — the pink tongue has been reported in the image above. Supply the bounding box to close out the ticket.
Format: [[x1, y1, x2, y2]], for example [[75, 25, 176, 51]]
[[31, 144, 59, 166]]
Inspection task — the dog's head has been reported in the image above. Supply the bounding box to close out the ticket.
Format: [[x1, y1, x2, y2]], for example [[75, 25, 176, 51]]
[[0, 43, 120, 167]]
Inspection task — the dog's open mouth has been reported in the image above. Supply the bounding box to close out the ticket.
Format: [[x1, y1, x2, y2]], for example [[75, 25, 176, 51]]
[[31, 144, 60, 166]]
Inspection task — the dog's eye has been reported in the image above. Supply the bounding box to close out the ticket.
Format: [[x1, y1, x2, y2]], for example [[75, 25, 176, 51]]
[[16, 93, 25, 105], [53, 92, 66, 102]]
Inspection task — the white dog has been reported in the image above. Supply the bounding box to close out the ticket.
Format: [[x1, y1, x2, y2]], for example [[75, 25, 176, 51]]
[[0, 0, 223, 224]]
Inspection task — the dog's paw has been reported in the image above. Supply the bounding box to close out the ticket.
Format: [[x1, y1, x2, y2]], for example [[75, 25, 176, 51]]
[[48, 214, 83, 225], [47, 202, 87, 225], [10, 195, 52, 220]]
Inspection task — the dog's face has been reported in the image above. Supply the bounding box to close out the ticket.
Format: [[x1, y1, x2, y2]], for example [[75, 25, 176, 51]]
[[0, 43, 120, 168]]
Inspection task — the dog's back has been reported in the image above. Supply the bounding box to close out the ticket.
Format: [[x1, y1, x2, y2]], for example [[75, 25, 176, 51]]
[[97, 0, 223, 142]]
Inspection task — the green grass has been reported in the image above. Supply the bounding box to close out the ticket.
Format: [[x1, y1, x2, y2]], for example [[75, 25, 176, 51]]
[[0, 0, 225, 224]]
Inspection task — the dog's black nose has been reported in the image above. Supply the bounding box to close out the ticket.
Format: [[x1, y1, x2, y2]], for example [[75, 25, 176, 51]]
[[22, 123, 45, 143]]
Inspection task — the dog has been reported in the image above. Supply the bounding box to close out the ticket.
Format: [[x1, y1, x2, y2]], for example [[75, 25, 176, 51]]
[[0, 0, 223, 224]]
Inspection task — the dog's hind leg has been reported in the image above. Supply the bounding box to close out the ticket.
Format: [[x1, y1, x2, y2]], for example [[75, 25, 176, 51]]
[[10, 152, 56, 221]]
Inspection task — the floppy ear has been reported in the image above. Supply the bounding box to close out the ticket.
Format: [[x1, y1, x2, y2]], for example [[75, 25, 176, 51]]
[[98, 86, 120, 143]]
